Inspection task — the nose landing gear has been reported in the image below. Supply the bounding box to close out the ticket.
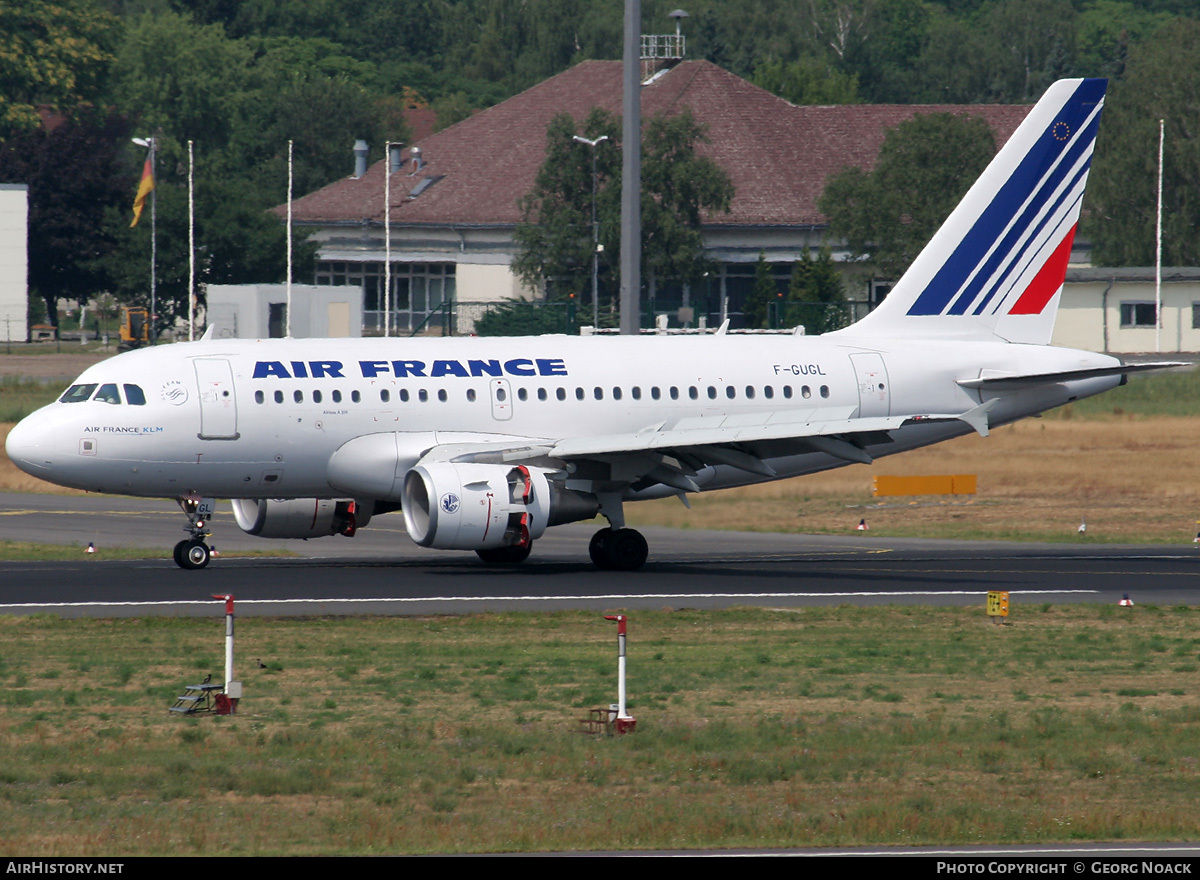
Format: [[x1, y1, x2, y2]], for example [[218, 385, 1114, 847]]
[[174, 496, 216, 570]]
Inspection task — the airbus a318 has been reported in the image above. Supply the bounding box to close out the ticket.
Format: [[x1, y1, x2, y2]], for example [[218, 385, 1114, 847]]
[[5, 78, 1170, 571]]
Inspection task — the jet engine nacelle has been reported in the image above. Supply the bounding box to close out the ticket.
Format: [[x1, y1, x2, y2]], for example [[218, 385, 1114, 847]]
[[402, 463, 597, 550], [231, 498, 370, 539]]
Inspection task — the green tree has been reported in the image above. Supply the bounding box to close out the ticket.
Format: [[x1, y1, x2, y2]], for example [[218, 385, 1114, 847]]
[[512, 108, 621, 302], [108, 10, 251, 155], [742, 251, 781, 329], [1088, 18, 1200, 267], [752, 57, 860, 105], [513, 107, 734, 315], [818, 112, 996, 280], [0, 0, 118, 136], [787, 248, 848, 334], [0, 109, 132, 328]]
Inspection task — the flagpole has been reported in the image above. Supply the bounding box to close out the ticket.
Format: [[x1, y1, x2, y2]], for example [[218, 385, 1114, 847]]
[[384, 141, 392, 338], [1156, 118, 1164, 354], [188, 140, 195, 342], [150, 140, 157, 344], [287, 139, 293, 339], [130, 137, 157, 343]]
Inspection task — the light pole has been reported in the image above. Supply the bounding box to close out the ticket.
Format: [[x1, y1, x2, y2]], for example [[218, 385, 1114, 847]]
[[132, 137, 157, 342], [573, 134, 609, 328]]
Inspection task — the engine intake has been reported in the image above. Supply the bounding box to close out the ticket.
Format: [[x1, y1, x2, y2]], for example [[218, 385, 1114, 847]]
[[402, 463, 596, 550]]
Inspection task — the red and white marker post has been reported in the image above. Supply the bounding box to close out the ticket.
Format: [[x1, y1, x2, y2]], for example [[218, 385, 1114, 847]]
[[211, 594, 242, 714], [604, 614, 636, 734]]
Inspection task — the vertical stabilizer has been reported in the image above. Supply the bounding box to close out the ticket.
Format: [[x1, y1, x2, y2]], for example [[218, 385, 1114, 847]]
[[839, 78, 1106, 345]]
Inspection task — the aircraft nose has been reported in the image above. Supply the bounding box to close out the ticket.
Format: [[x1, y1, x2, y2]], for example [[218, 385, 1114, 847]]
[[4, 415, 54, 475]]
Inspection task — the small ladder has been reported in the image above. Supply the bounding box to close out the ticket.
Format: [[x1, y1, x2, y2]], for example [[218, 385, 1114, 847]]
[[169, 683, 223, 714]]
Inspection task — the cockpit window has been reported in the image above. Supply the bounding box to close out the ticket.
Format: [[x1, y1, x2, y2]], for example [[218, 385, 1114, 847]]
[[94, 384, 122, 405], [123, 384, 146, 406], [60, 384, 98, 403]]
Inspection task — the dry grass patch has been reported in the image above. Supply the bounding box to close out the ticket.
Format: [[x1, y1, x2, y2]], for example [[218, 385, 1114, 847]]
[[628, 417, 1200, 542]]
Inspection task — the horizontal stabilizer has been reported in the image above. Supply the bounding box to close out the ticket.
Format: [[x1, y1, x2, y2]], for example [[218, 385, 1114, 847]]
[[958, 361, 1191, 390]]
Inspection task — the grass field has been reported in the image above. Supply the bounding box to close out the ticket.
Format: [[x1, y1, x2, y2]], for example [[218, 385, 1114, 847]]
[[2, 606, 1199, 854]]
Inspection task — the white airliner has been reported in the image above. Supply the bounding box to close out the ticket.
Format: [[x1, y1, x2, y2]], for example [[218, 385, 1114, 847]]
[[4, 78, 1172, 571]]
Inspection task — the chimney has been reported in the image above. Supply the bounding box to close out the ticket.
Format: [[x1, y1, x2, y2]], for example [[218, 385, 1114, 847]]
[[389, 143, 404, 175], [410, 146, 424, 174], [352, 139, 368, 178]]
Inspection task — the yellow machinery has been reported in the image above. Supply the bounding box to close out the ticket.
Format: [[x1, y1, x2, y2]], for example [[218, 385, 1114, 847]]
[[119, 307, 149, 350]]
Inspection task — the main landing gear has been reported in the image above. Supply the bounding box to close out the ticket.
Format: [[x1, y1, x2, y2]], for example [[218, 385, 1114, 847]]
[[588, 527, 648, 571], [174, 496, 215, 570]]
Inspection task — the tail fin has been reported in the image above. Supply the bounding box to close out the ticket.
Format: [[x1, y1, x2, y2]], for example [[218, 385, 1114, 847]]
[[840, 78, 1106, 345]]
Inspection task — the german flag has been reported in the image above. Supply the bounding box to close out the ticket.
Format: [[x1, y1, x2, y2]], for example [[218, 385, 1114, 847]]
[[130, 155, 154, 227]]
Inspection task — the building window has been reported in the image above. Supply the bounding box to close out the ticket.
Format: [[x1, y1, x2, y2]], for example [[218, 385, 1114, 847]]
[[1192, 303, 1200, 329], [315, 260, 456, 335], [1120, 302, 1157, 328]]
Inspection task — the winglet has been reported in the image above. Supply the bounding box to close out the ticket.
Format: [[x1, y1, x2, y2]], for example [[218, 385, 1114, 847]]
[[714, 319, 730, 336], [200, 325, 215, 341]]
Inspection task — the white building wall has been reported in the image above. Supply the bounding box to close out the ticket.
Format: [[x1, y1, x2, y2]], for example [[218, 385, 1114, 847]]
[[206, 284, 362, 339], [0, 185, 28, 342], [1054, 275, 1200, 354], [455, 261, 531, 304]]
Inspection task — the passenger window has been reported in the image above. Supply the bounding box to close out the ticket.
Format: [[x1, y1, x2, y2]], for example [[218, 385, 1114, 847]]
[[537, 388, 547, 401], [332, 390, 342, 403], [745, 386, 755, 399], [438, 389, 447, 402], [612, 387, 622, 400], [802, 386, 812, 399], [274, 390, 284, 404], [820, 385, 830, 398], [575, 387, 585, 400], [783, 386, 793, 399], [594, 387, 603, 400], [419, 389, 428, 402], [707, 386, 717, 400], [294, 390, 304, 403], [651, 387, 661, 400], [725, 386, 735, 399], [556, 388, 566, 401], [400, 389, 410, 402], [60, 384, 98, 403], [518, 388, 528, 401], [123, 384, 147, 406], [313, 390, 323, 404], [671, 387, 680, 400], [764, 386, 774, 399], [351, 390, 361, 403], [94, 384, 121, 405], [631, 386, 641, 400], [688, 386, 698, 400], [380, 390, 390, 403], [467, 389, 477, 402], [255, 391, 265, 404]]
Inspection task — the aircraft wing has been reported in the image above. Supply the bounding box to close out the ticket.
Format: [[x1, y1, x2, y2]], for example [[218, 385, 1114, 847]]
[[420, 405, 993, 490]]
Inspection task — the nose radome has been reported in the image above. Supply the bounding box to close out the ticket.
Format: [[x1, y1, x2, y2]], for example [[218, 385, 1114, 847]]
[[4, 415, 52, 475]]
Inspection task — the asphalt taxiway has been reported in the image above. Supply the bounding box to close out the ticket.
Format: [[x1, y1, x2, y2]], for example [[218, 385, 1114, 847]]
[[3, 493, 1199, 617]]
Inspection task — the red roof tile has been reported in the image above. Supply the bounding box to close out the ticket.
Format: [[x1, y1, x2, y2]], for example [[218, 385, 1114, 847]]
[[287, 60, 1031, 230]]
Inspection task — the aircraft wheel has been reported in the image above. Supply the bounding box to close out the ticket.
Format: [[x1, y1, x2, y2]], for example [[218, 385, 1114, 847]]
[[180, 540, 211, 570], [589, 528, 614, 570], [476, 543, 532, 564], [172, 540, 189, 569], [608, 528, 648, 571]]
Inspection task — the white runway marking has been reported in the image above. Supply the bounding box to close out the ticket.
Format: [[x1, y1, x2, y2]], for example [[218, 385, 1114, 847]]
[[0, 588, 1101, 611]]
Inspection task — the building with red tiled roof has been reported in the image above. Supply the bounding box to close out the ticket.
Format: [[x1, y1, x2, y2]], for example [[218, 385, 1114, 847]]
[[289, 59, 1030, 332]]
